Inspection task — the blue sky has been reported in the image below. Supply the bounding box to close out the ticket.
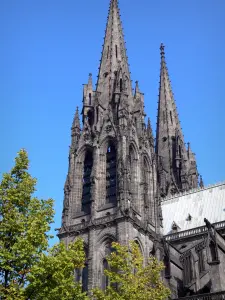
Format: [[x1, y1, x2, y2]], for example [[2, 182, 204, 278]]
[[1, 0, 225, 246]]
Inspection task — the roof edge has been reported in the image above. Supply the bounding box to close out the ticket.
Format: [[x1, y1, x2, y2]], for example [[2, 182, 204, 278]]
[[161, 180, 225, 202]]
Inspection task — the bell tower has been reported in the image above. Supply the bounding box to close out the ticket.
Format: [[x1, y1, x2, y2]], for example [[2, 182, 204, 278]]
[[58, 0, 162, 292]]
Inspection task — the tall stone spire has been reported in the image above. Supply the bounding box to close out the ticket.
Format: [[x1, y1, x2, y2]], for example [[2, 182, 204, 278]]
[[156, 44, 198, 196], [96, 0, 132, 107]]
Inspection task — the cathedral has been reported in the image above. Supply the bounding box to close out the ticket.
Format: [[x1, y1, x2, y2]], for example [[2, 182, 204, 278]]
[[58, 0, 225, 299]]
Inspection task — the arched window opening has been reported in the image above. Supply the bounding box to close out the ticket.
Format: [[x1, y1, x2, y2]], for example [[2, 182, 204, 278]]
[[115, 45, 118, 58], [96, 107, 99, 123], [106, 143, 117, 205], [183, 252, 193, 286], [128, 145, 137, 202], [179, 145, 181, 158], [89, 93, 92, 105], [75, 248, 88, 292], [150, 246, 156, 257], [170, 111, 173, 124], [82, 248, 88, 292], [134, 241, 143, 274], [143, 157, 150, 214], [197, 249, 205, 273], [120, 78, 123, 92], [210, 241, 217, 262], [87, 110, 94, 127], [164, 255, 171, 279], [82, 151, 93, 214], [102, 259, 109, 290]]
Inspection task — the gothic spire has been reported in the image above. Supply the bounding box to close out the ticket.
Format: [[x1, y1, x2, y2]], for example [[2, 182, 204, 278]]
[[156, 44, 192, 195], [96, 0, 132, 106], [156, 43, 184, 151]]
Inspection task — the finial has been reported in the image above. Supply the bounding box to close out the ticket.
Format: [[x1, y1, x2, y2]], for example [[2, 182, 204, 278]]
[[135, 80, 140, 94], [88, 73, 93, 88], [72, 107, 80, 129], [199, 175, 204, 189]]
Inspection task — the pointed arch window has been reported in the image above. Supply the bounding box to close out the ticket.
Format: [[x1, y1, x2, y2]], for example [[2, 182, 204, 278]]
[[115, 45, 118, 58], [143, 158, 149, 198], [82, 248, 88, 292], [197, 249, 205, 273], [182, 252, 193, 286], [89, 93, 92, 105], [82, 151, 93, 214], [101, 241, 116, 290], [102, 259, 109, 290], [128, 145, 137, 204], [106, 143, 117, 205], [209, 241, 218, 262], [87, 110, 94, 127], [170, 111, 173, 124], [164, 255, 171, 279], [75, 247, 88, 292], [120, 78, 123, 92], [96, 107, 99, 123]]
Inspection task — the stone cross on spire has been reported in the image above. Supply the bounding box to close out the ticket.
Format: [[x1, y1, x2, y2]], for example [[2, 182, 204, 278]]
[[96, 0, 132, 107]]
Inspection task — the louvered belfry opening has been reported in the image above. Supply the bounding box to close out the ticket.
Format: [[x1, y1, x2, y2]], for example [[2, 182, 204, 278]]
[[81, 151, 93, 214], [106, 143, 117, 205]]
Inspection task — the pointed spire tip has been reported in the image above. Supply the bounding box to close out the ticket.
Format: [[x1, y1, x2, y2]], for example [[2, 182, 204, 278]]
[[160, 43, 165, 57]]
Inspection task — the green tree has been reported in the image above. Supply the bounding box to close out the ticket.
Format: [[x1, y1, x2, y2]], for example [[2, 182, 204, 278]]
[[0, 149, 88, 300], [92, 241, 171, 300]]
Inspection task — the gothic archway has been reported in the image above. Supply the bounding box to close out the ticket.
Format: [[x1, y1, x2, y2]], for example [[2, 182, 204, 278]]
[[128, 143, 139, 210], [106, 142, 117, 205], [81, 150, 93, 214]]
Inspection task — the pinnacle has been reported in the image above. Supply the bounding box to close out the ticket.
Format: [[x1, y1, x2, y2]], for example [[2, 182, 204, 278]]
[[135, 81, 140, 95], [147, 117, 154, 144], [199, 175, 204, 189], [88, 73, 93, 88], [72, 107, 80, 129]]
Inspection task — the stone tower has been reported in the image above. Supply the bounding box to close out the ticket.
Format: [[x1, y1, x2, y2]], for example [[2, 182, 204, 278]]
[[58, 0, 163, 292], [156, 44, 199, 197]]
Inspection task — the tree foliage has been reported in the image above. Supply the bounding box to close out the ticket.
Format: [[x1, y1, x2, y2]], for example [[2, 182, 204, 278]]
[[92, 241, 171, 300], [0, 150, 170, 300], [0, 150, 87, 300]]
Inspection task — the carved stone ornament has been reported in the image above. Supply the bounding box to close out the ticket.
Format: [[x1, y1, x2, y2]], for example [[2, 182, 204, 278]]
[[105, 124, 112, 134], [83, 132, 91, 142]]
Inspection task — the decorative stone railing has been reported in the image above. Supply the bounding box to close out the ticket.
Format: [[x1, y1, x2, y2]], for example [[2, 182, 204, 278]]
[[175, 291, 225, 300], [57, 211, 156, 238], [165, 221, 225, 242]]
